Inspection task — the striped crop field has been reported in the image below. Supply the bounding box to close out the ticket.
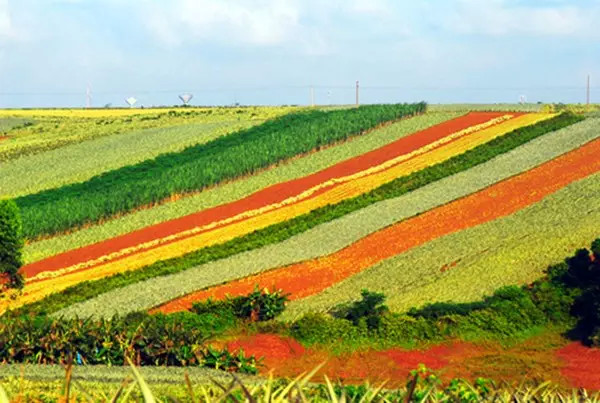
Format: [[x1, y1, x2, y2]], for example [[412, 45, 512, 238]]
[[3, 103, 600, 391], [2, 110, 552, 311]]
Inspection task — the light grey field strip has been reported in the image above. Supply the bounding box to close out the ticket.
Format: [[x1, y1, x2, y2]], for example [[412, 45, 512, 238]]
[[0, 364, 261, 385], [56, 118, 600, 318], [285, 170, 600, 319], [0, 120, 253, 197]]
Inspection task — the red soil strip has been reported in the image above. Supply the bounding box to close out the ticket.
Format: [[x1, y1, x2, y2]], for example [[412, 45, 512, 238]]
[[556, 342, 600, 389], [225, 334, 457, 386], [155, 137, 600, 313], [22, 112, 509, 278], [224, 334, 576, 388], [0, 136, 7, 141]]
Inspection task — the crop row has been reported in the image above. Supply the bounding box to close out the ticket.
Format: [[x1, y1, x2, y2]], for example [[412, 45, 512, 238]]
[[0, 120, 262, 197], [23, 111, 460, 264], [155, 136, 600, 313], [17, 113, 529, 302], [284, 145, 600, 318], [16, 103, 426, 239], [7, 112, 580, 317], [0, 106, 288, 162], [61, 115, 599, 318]]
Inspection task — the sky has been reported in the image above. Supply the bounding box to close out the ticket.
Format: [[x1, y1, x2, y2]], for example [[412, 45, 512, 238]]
[[0, 0, 598, 107]]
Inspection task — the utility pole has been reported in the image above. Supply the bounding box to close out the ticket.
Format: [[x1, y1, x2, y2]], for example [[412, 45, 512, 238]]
[[86, 85, 92, 108], [310, 86, 315, 107], [355, 80, 359, 107], [587, 74, 591, 105]]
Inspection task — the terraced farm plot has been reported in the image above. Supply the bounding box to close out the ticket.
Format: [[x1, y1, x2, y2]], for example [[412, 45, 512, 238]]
[[153, 135, 600, 314], [23, 111, 460, 264], [2, 109, 532, 312], [58, 116, 600, 318]]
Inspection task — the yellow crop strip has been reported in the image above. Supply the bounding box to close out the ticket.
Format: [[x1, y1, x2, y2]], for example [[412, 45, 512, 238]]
[[0, 108, 255, 118], [0, 113, 555, 312]]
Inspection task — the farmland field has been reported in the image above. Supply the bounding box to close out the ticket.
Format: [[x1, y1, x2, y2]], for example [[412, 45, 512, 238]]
[[3, 103, 600, 397]]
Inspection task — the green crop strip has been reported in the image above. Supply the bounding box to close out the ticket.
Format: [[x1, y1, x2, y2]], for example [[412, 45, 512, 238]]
[[16, 103, 425, 239], [12, 112, 582, 318]]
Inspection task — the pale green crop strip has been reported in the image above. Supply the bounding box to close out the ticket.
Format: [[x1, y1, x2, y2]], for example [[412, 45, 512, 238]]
[[26, 112, 459, 264], [0, 120, 259, 197], [57, 117, 600, 318], [285, 169, 600, 319], [428, 104, 543, 113], [0, 107, 291, 162]]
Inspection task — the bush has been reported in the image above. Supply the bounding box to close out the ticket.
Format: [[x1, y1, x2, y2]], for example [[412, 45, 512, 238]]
[[333, 289, 389, 330], [0, 199, 24, 290], [191, 287, 289, 322]]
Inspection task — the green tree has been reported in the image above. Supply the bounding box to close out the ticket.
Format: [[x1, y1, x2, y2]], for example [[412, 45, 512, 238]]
[[0, 199, 25, 290]]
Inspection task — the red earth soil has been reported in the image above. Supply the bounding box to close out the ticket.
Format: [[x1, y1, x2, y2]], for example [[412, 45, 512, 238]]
[[0, 136, 7, 141], [224, 334, 591, 388], [22, 112, 510, 278], [556, 342, 600, 390], [225, 334, 460, 386], [155, 137, 600, 313]]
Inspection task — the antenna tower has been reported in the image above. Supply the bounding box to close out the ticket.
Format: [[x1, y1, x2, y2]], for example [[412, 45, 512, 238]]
[[179, 93, 194, 106], [125, 97, 137, 108]]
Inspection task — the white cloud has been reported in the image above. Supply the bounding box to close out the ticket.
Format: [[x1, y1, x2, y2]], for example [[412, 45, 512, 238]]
[[142, 0, 328, 52], [442, 0, 600, 38], [0, 0, 13, 40]]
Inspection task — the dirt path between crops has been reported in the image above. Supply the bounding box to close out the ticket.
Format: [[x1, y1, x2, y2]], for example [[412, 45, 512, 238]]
[[218, 333, 599, 390], [21, 112, 508, 278], [155, 137, 600, 313]]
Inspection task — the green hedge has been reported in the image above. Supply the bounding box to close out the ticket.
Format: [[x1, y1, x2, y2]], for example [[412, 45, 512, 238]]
[[17, 103, 425, 239], [13, 112, 583, 317]]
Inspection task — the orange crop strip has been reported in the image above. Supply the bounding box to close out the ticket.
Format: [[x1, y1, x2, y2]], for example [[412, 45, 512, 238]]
[[153, 137, 600, 313]]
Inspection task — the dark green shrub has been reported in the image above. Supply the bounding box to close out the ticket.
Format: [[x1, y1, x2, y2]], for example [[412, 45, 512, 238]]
[[591, 238, 600, 261], [0, 199, 24, 290], [407, 301, 487, 320], [191, 287, 289, 322], [335, 289, 389, 330]]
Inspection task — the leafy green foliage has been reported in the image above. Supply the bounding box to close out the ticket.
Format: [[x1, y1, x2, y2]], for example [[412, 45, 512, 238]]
[[553, 241, 600, 345], [0, 310, 254, 369], [192, 287, 289, 322], [14, 112, 583, 318], [17, 103, 425, 239], [201, 347, 259, 374], [292, 238, 600, 348], [332, 289, 389, 329], [0, 199, 24, 290]]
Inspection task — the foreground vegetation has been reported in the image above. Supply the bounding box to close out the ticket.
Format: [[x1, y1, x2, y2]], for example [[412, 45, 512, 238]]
[[1, 363, 599, 402]]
